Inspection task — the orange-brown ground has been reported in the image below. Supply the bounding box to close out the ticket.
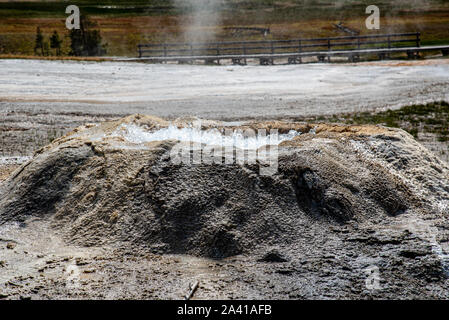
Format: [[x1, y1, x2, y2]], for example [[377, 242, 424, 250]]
[[1, 3, 449, 56]]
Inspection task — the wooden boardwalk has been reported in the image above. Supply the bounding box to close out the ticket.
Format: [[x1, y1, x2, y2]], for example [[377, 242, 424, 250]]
[[138, 33, 449, 65]]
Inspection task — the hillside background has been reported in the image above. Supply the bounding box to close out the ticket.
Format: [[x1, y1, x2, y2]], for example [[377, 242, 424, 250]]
[[0, 0, 449, 56]]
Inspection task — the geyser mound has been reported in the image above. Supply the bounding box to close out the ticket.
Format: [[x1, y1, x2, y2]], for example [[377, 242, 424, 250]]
[[0, 115, 448, 259]]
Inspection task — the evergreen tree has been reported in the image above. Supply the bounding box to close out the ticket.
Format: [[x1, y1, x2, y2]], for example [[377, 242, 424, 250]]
[[34, 27, 44, 55], [69, 15, 106, 56], [50, 31, 62, 56], [69, 28, 84, 56]]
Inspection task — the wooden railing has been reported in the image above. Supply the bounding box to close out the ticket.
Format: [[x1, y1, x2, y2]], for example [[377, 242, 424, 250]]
[[138, 32, 421, 59]]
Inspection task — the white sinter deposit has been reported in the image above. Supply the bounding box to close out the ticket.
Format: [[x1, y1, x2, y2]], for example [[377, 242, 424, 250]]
[[1, 59, 449, 118], [111, 124, 301, 150]]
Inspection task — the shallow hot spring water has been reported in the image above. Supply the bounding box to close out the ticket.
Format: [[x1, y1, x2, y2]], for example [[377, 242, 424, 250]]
[[111, 124, 301, 150]]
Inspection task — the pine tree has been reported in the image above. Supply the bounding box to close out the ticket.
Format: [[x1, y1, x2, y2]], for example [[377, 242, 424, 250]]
[[69, 15, 106, 56], [34, 27, 44, 55], [50, 31, 62, 56]]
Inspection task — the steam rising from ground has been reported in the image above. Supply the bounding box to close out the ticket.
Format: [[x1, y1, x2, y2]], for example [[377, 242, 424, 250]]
[[171, 0, 441, 42], [174, 0, 225, 43]]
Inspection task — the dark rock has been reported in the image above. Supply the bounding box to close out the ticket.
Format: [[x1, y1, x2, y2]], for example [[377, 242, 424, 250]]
[[6, 242, 15, 250], [399, 249, 430, 259], [258, 250, 289, 263]]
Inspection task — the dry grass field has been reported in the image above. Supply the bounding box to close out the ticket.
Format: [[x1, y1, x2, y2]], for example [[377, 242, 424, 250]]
[[0, 1, 449, 56]]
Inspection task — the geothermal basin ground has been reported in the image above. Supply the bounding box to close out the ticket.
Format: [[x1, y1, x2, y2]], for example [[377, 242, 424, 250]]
[[0, 58, 449, 299], [1, 59, 449, 119]]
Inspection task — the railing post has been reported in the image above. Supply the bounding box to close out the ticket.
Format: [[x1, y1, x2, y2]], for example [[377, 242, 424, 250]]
[[386, 35, 391, 59], [298, 40, 302, 53], [243, 43, 247, 65], [328, 39, 331, 51], [271, 41, 275, 55], [357, 37, 360, 49], [163, 44, 167, 58], [138, 44, 142, 58], [416, 32, 421, 48]]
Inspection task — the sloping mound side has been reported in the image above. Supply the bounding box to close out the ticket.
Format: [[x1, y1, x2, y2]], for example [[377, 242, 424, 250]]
[[0, 115, 448, 258]]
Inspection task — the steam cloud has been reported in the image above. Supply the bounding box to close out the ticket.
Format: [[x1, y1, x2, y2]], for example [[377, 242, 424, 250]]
[[172, 0, 439, 43], [174, 0, 226, 43]]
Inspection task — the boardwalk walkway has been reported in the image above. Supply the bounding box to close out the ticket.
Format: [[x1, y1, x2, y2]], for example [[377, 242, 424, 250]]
[[137, 33, 449, 65]]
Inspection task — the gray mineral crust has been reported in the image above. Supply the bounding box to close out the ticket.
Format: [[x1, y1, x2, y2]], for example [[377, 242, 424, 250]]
[[0, 115, 448, 299]]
